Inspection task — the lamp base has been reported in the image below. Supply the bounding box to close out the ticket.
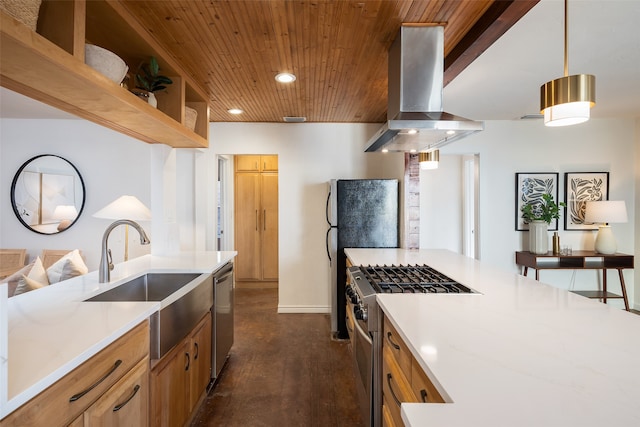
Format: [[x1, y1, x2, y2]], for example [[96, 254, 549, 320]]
[[594, 225, 617, 254]]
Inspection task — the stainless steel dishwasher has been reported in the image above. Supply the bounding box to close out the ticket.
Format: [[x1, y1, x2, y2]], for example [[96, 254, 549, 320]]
[[212, 261, 234, 380]]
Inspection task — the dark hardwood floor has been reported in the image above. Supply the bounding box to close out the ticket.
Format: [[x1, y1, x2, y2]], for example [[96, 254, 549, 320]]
[[191, 287, 365, 427]]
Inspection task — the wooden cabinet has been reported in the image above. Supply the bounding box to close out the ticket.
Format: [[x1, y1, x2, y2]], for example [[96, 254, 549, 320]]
[[189, 312, 213, 411], [382, 315, 444, 427], [234, 155, 278, 282], [2, 320, 150, 427], [150, 313, 212, 427], [0, 0, 209, 148], [84, 358, 149, 426], [235, 155, 278, 172]]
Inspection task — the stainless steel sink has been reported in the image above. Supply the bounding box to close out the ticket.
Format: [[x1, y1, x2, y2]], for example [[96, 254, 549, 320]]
[[85, 272, 213, 360], [85, 273, 201, 302]]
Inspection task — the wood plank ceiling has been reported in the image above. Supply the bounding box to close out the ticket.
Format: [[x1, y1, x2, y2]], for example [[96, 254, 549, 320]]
[[120, 0, 538, 123]]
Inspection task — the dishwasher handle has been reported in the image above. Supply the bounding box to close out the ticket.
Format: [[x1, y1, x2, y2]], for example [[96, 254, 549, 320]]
[[214, 262, 234, 283]]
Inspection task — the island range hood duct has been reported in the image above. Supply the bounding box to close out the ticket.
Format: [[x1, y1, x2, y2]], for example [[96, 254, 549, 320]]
[[366, 25, 484, 153]]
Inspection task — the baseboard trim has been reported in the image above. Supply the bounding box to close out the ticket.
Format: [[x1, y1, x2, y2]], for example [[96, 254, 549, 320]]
[[277, 305, 331, 314]]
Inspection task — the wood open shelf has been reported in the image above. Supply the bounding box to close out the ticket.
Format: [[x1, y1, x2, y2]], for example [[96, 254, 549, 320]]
[[0, 0, 209, 148]]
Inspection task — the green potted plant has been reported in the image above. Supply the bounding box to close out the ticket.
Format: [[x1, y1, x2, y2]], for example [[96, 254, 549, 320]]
[[521, 194, 566, 254], [134, 56, 172, 108]]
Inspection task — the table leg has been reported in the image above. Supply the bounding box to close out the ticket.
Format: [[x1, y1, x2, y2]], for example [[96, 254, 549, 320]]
[[523, 266, 528, 276], [617, 269, 630, 311], [535, 269, 539, 281], [602, 269, 607, 304]]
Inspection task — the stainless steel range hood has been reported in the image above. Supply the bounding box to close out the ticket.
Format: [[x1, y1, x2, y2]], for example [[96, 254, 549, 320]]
[[366, 25, 483, 153]]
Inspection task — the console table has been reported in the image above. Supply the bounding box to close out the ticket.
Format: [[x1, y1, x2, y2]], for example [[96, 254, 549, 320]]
[[515, 251, 633, 311]]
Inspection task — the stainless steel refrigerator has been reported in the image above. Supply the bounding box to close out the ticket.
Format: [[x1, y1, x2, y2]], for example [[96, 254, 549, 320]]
[[326, 179, 399, 338]]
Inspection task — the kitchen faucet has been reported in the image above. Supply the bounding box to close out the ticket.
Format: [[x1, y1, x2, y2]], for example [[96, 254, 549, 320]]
[[99, 219, 151, 283]]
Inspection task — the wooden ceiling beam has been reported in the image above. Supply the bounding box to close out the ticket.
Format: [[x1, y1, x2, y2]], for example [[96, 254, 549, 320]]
[[444, 0, 540, 87]]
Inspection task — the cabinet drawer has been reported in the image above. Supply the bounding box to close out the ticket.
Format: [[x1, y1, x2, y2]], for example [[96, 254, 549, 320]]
[[382, 399, 398, 427], [411, 358, 444, 403], [84, 357, 150, 425], [383, 346, 417, 427], [384, 317, 412, 379], [3, 320, 149, 427]]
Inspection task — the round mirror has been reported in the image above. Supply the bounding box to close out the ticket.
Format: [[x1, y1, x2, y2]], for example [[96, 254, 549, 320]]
[[11, 155, 86, 234]]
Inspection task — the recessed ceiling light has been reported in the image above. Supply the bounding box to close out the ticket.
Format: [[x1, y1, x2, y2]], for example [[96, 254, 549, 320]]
[[446, 130, 456, 135], [275, 73, 296, 83], [227, 108, 243, 115]]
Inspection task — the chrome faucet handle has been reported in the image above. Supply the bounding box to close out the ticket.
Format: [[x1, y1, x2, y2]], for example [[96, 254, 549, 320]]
[[107, 248, 114, 271]]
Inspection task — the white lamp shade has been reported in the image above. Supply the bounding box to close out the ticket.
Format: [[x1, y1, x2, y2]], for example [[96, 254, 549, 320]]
[[584, 200, 627, 224], [543, 101, 590, 127], [52, 205, 78, 220], [93, 195, 151, 220]]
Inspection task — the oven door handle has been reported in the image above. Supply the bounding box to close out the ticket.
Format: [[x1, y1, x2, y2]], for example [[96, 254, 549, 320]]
[[352, 314, 372, 346]]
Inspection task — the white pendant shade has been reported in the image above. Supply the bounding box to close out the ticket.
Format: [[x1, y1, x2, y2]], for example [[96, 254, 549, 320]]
[[93, 195, 151, 220], [543, 101, 591, 127], [419, 150, 439, 170]]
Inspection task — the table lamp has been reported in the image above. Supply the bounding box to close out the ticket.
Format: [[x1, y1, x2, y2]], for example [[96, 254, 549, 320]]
[[584, 200, 627, 254], [53, 205, 78, 231], [94, 195, 151, 260]]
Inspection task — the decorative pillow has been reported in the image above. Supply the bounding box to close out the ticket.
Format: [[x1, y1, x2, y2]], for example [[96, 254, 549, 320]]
[[3, 260, 36, 296], [46, 250, 88, 283], [13, 275, 48, 295], [13, 257, 49, 296], [28, 257, 48, 285]]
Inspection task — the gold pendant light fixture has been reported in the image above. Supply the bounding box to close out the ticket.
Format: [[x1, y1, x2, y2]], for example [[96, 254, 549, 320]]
[[419, 150, 439, 170], [540, 0, 595, 126]]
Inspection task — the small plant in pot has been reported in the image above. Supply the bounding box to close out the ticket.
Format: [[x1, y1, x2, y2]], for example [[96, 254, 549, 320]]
[[133, 56, 172, 108], [521, 194, 566, 254]]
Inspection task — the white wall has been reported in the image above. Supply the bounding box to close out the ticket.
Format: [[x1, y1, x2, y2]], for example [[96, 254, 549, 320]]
[[2, 116, 638, 310], [208, 122, 404, 312], [0, 119, 153, 269], [432, 118, 637, 309]]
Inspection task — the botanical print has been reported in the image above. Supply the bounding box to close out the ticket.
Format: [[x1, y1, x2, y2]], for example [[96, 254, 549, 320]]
[[515, 173, 559, 231], [564, 172, 609, 230]]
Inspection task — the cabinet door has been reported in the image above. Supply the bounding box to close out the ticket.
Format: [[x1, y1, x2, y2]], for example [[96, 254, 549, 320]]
[[150, 340, 190, 427], [235, 172, 262, 280], [84, 358, 149, 426], [261, 155, 278, 171], [189, 314, 212, 411], [235, 155, 261, 171], [261, 173, 279, 280]]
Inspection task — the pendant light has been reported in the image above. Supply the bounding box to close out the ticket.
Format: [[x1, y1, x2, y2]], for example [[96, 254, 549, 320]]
[[419, 150, 439, 170], [540, 0, 595, 127]]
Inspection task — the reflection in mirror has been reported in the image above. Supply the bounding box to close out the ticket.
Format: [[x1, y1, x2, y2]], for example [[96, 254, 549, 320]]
[[11, 155, 86, 235]]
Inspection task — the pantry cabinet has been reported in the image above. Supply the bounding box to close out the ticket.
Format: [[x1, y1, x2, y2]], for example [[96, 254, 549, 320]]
[[382, 315, 444, 427], [234, 155, 278, 282], [150, 312, 212, 427], [1, 320, 150, 427], [0, 0, 209, 148]]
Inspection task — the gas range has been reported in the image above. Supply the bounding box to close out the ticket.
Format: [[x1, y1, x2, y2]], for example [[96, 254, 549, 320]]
[[346, 264, 473, 333], [345, 264, 474, 427]]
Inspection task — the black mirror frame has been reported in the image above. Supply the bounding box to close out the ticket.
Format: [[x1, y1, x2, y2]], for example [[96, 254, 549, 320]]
[[10, 154, 86, 235]]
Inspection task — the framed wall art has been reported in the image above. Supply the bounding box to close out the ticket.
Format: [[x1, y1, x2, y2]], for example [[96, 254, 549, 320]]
[[515, 172, 559, 231], [564, 172, 609, 230]]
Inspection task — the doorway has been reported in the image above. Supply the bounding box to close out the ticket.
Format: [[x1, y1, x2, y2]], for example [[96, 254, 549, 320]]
[[216, 156, 233, 251]]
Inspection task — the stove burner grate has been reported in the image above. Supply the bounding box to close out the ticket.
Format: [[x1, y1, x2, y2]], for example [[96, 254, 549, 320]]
[[361, 264, 471, 294]]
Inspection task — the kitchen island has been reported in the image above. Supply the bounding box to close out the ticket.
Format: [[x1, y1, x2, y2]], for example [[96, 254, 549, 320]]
[[0, 251, 236, 420], [345, 248, 640, 426]]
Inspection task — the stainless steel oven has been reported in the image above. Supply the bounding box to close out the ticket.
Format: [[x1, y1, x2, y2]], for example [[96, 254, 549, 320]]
[[346, 264, 474, 427]]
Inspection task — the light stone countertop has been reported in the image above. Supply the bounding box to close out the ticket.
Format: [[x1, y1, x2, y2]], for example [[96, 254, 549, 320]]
[[345, 248, 640, 426], [0, 251, 236, 419]]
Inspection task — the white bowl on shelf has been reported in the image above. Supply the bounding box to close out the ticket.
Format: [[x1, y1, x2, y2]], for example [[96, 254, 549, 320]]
[[84, 44, 128, 84]]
